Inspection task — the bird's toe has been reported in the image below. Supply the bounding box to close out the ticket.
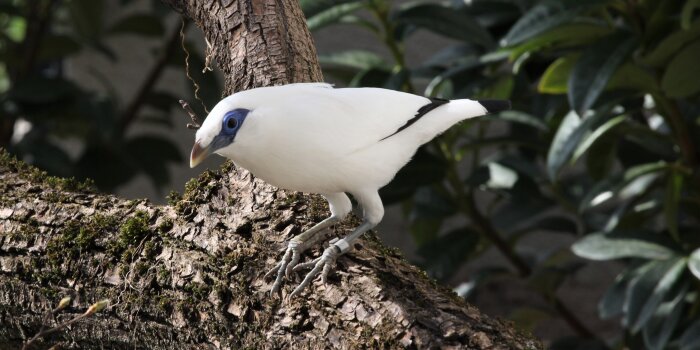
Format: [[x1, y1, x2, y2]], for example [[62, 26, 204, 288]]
[[289, 245, 340, 298]]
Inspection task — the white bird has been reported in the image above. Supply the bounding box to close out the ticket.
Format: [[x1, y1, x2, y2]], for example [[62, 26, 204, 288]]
[[189, 83, 510, 297]]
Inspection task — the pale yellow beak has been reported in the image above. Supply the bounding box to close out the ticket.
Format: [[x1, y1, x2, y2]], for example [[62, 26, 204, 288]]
[[190, 141, 212, 168]]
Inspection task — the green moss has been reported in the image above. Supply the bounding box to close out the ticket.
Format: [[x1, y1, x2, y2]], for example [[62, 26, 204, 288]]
[[134, 261, 149, 276], [184, 282, 211, 301], [0, 149, 95, 193], [158, 218, 173, 234], [46, 219, 101, 265], [155, 294, 173, 311], [183, 177, 200, 197], [8, 222, 39, 240], [142, 240, 158, 259], [166, 190, 182, 206], [157, 268, 171, 284], [120, 247, 135, 263], [110, 211, 151, 253], [280, 192, 302, 207]]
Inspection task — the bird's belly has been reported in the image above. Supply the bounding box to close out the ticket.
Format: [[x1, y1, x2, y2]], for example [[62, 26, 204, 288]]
[[232, 153, 348, 194], [228, 138, 418, 195]]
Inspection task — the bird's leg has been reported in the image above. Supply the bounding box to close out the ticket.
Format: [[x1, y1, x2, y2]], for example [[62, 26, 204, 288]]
[[290, 220, 375, 298], [266, 215, 339, 293], [266, 193, 351, 295], [290, 190, 383, 298]]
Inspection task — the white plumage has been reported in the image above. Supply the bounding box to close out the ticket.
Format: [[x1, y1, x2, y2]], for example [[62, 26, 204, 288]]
[[189, 82, 509, 297]]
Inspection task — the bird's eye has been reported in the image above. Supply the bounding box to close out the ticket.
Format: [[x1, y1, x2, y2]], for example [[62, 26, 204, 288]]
[[221, 109, 249, 135], [227, 117, 238, 130]]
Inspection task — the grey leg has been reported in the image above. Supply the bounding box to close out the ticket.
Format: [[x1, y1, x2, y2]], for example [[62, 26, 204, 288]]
[[290, 190, 384, 298], [266, 193, 351, 295]]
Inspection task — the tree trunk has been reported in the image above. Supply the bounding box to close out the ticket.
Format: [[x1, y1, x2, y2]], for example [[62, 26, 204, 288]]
[[0, 0, 541, 349]]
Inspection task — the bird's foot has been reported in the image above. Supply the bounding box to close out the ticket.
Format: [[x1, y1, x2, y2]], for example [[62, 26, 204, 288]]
[[265, 239, 306, 295], [289, 238, 349, 298]]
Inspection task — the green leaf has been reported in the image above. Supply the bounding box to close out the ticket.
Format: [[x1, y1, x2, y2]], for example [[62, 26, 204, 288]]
[[547, 111, 607, 180], [620, 122, 677, 158], [483, 110, 548, 131], [395, 3, 495, 48], [425, 57, 482, 96], [318, 50, 388, 70], [6, 15, 26, 42], [625, 258, 686, 332], [306, 2, 365, 31], [642, 283, 686, 350], [607, 63, 659, 93], [680, 319, 700, 350], [662, 39, 700, 97], [599, 268, 635, 319], [682, 0, 700, 30], [641, 20, 700, 67], [538, 55, 577, 94], [585, 131, 617, 180], [422, 45, 475, 68], [572, 115, 626, 163], [509, 23, 611, 61], [688, 248, 700, 280], [108, 14, 165, 37], [500, 0, 610, 46], [580, 161, 669, 210], [572, 231, 677, 261], [484, 162, 518, 190], [547, 111, 580, 179], [491, 177, 554, 232], [568, 32, 637, 116]]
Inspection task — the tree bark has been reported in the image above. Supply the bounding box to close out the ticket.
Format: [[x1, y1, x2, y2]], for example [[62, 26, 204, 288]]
[[0, 0, 541, 349]]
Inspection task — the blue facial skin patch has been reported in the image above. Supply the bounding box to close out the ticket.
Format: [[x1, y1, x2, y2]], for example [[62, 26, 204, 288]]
[[210, 108, 250, 152]]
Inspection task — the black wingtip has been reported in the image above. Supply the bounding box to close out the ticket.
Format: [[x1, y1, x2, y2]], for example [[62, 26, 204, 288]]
[[478, 99, 511, 114]]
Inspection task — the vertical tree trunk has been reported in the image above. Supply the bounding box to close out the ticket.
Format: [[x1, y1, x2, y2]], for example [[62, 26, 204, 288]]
[[162, 0, 324, 93], [0, 0, 542, 348]]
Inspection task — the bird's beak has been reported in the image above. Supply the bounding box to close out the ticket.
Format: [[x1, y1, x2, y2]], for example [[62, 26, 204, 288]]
[[190, 141, 212, 168]]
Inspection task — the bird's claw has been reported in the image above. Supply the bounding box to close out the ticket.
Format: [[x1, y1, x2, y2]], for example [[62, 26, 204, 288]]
[[289, 244, 341, 298], [266, 240, 304, 295]]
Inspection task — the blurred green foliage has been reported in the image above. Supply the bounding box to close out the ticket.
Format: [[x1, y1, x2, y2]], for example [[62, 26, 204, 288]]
[[0, 0, 220, 192], [303, 0, 700, 348]]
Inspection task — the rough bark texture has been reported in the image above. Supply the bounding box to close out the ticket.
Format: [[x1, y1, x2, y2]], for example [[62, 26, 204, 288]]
[[161, 0, 324, 94], [0, 0, 542, 348]]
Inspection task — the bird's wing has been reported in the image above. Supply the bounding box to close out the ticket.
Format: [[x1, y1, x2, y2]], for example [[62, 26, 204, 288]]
[[257, 85, 432, 155]]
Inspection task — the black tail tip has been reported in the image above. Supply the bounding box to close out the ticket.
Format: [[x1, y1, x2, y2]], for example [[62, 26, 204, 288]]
[[478, 99, 511, 114]]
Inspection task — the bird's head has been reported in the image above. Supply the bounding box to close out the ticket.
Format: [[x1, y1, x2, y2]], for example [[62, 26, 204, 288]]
[[189, 96, 251, 168]]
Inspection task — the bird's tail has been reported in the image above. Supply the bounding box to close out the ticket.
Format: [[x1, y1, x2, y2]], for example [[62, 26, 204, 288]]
[[475, 99, 511, 115], [385, 97, 511, 147], [422, 98, 510, 141]]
